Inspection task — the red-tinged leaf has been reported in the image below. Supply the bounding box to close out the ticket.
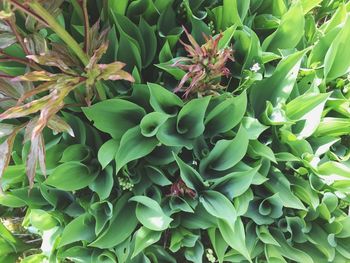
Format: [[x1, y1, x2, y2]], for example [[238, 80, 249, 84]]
[[0, 33, 17, 49], [38, 134, 46, 178], [47, 115, 74, 137], [26, 134, 40, 188], [23, 117, 39, 144], [0, 94, 50, 120], [0, 79, 21, 99], [86, 42, 109, 70], [97, 61, 134, 82], [26, 55, 76, 75], [0, 123, 15, 138], [12, 71, 62, 82], [182, 26, 203, 56], [0, 127, 20, 185], [17, 82, 54, 104]]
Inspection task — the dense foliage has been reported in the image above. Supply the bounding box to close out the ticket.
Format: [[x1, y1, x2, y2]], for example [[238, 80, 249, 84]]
[[1, 0, 350, 262]]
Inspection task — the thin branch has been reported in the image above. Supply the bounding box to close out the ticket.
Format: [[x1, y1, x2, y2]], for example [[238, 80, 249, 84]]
[[0, 51, 43, 71], [8, 0, 49, 27], [6, 18, 30, 55], [80, 0, 90, 53], [0, 74, 14, 79]]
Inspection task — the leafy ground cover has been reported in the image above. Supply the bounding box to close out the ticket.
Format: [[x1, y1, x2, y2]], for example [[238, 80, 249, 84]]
[[1, 0, 350, 262]]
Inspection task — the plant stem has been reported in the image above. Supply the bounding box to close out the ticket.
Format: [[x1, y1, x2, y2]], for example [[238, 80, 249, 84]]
[[81, 0, 90, 53], [28, 1, 89, 66], [8, 0, 48, 27], [6, 18, 30, 55]]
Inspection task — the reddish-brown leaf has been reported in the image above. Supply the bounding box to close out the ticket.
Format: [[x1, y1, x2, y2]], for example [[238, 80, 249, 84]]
[[47, 115, 74, 137]]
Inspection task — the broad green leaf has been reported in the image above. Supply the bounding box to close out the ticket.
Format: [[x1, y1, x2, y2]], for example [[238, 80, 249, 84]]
[[286, 92, 330, 138], [314, 118, 350, 137], [90, 201, 113, 236], [109, 0, 128, 15], [208, 228, 228, 263], [262, 2, 305, 52], [248, 140, 276, 163], [115, 126, 158, 174], [173, 153, 203, 192], [60, 144, 91, 163], [200, 190, 236, 222], [98, 139, 119, 169], [45, 162, 97, 191], [83, 99, 145, 140], [132, 227, 162, 258], [90, 195, 137, 249], [222, 0, 242, 28], [200, 126, 249, 175], [218, 218, 252, 262], [177, 96, 211, 139], [148, 82, 183, 115], [308, 26, 341, 68], [317, 161, 350, 179], [265, 168, 306, 210], [140, 112, 169, 137], [29, 209, 58, 231], [205, 91, 247, 137], [250, 50, 307, 115], [130, 196, 173, 231], [89, 166, 114, 202], [270, 228, 314, 263], [212, 166, 260, 199], [324, 15, 350, 80], [242, 117, 268, 140], [139, 18, 157, 67], [301, 0, 322, 14], [59, 214, 95, 247], [256, 225, 280, 246]]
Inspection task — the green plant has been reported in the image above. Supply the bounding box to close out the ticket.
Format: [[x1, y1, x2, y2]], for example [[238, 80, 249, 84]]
[[1, 0, 350, 262]]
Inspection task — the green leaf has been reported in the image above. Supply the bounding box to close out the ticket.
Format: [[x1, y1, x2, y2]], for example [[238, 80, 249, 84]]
[[262, 2, 305, 52], [212, 166, 260, 199], [98, 139, 119, 169], [314, 118, 350, 137], [130, 196, 173, 231], [250, 49, 307, 116], [90, 195, 138, 249], [139, 18, 157, 67], [324, 15, 350, 80], [60, 144, 91, 163], [265, 168, 306, 210], [200, 190, 236, 222], [242, 117, 268, 140], [29, 209, 58, 231], [177, 96, 211, 139], [301, 0, 322, 14], [222, 0, 242, 28], [248, 140, 276, 163], [200, 126, 249, 176], [173, 153, 203, 192], [45, 162, 97, 191], [218, 218, 252, 262], [208, 228, 228, 263], [205, 91, 247, 136], [89, 166, 114, 201], [148, 83, 183, 115], [83, 99, 145, 140], [132, 227, 162, 258], [115, 126, 158, 174], [140, 112, 169, 137], [59, 214, 95, 247]]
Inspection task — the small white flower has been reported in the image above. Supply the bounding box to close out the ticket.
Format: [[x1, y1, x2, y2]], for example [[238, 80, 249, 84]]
[[250, 63, 260, 72], [192, 160, 198, 166]]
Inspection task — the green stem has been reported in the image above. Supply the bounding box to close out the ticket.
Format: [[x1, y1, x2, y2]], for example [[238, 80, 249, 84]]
[[28, 1, 89, 66]]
